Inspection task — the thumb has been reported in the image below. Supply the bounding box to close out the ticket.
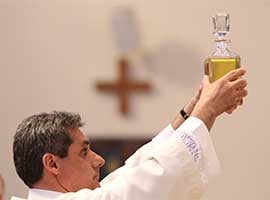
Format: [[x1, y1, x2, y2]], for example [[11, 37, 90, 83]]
[[202, 75, 210, 86]]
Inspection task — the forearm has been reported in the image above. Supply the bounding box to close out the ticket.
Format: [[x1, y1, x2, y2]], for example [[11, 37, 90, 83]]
[[172, 105, 216, 132], [190, 103, 216, 131], [171, 115, 185, 130], [171, 97, 199, 130]]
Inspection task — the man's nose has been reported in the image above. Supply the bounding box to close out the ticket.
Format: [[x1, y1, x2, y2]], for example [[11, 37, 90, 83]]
[[92, 151, 105, 168]]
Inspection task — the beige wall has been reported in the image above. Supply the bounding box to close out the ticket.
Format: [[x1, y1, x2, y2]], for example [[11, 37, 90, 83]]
[[0, 0, 269, 199]]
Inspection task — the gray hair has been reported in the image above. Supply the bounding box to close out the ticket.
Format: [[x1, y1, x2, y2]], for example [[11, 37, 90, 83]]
[[13, 111, 84, 187]]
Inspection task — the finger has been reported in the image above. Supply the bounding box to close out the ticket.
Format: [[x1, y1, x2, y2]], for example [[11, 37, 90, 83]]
[[226, 109, 233, 114], [231, 79, 247, 89], [238, 99, 243, 106], [196, 85, 203, 98], [225, 68, 246, 81], [235, 89, 248, 98], [233, 92, 247, 105], [233, 99, 243, 106], [198, 83, 203, 92], [226, 105, 237, 114], [192, 84, 203, 102], [202, 75, 210, 86]]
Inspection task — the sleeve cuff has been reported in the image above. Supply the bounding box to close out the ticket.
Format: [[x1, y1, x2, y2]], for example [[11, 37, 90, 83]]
[[174, 116, 221, 182], [152, 124, 175, 143]]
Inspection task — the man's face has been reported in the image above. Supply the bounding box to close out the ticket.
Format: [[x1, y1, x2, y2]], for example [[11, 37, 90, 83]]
[[56, 128, 105, 192]]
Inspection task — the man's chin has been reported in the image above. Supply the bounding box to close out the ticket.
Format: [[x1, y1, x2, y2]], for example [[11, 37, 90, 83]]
[[88, 182, 101, 190], [94, 182, 101, 188]]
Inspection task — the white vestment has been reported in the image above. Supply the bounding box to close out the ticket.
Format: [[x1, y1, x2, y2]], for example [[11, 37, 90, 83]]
[[11, 117, 220, 200]]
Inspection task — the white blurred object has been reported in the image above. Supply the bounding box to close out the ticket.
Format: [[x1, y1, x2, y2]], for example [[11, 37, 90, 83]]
[[111, 6, 141, 55]]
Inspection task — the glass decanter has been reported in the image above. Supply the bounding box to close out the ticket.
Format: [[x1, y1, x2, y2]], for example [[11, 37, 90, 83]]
[[204, 13, 241, 82]]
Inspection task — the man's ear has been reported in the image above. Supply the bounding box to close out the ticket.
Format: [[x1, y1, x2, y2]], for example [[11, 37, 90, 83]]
[[42, 153, 59, 175]]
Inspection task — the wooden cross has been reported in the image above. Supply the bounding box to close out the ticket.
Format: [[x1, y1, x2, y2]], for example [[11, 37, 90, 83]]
[[96, 58, 152, 115]]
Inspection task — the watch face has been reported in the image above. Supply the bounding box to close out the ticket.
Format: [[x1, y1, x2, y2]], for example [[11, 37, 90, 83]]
[[180, 109, 189, 119]]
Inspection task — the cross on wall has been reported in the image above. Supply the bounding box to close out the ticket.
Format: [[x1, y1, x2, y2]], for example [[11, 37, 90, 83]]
[[96, 58, 152, 115]]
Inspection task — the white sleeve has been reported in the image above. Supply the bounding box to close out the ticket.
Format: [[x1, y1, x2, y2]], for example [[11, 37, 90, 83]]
[[10, 197, 26, 200], [100, 119, 214, 200], [101, 137, 203, 200], [173, 116, 221, 183], [121, 124, 175, 166], [152, 124, 175, 143]]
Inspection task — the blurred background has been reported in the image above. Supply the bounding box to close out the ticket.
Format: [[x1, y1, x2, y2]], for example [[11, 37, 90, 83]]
[[0, 0, 269, 199]]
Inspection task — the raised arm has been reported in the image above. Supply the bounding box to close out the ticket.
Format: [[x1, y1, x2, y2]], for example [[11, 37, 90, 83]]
[[99, 68, 248, 200]]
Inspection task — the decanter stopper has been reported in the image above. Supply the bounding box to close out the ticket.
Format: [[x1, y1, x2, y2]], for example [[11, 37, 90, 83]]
[[213, 13, 230, 39]]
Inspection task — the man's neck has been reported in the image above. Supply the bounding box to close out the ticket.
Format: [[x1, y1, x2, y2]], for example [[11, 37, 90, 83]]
[[32, 179, 67, 193]]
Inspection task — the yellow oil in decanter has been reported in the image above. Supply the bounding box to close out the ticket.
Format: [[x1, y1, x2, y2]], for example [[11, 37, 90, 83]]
[[204, 57, 240, 82]]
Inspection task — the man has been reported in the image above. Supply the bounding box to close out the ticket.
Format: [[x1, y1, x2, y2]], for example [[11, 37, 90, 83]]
[[0, 175, 4, 200], [12, 68, 247, 200]]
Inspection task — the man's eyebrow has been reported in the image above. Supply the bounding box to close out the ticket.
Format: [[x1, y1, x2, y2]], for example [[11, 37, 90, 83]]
[[81, 140, 90, 147]]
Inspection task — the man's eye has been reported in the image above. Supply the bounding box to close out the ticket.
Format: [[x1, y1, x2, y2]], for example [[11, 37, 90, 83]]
[[82, 147, 89, 156]]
